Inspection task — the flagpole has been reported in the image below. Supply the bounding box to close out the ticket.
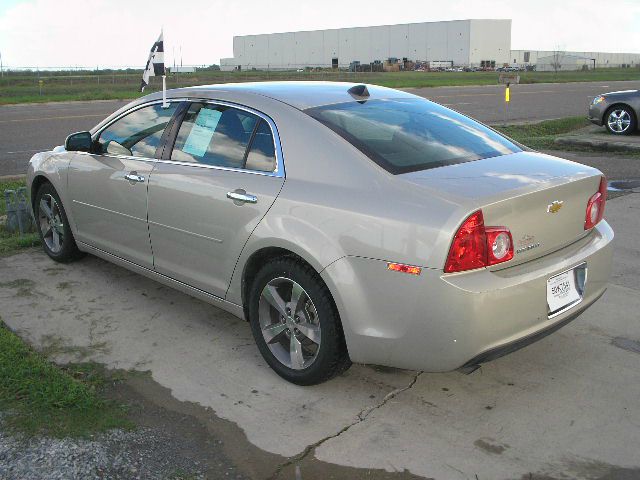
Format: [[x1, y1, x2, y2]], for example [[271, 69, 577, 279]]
[[162, 74, 167, 108], [161, 27, 167, 108]]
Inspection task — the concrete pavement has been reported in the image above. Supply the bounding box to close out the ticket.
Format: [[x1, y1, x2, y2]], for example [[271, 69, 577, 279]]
[[2, 80, 640, 177], [0, 191, 639, 479]]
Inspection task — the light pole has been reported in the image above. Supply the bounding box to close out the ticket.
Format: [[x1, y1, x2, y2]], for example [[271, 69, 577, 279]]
[[0, 50, 3, 79]]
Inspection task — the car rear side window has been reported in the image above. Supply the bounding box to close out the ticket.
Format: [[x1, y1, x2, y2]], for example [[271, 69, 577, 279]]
[[245, 120, 276, 172], [171, 103, 258, 169], [305, 98, 521, 174]]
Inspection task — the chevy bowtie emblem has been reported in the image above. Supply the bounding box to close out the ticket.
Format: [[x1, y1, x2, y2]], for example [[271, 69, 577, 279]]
[[547, 200, 564, 214]]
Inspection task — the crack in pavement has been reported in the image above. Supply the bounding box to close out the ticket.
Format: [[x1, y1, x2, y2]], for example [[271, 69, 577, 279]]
[[267, 371, 424, 480]]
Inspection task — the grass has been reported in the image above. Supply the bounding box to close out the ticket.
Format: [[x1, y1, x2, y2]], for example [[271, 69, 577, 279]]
[[495, 116, 592, 150], [0, 178, 40, 255], [0, 320, 132, 437], [1, 67, 638, 105]]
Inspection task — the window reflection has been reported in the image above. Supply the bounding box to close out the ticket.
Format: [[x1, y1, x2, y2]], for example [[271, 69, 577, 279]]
[[171, 104, 256, 168], [245, 121, 276, 172], [98, 103, 178, 158], [306, 99, 520, 174], [171, 104, 276, 172]]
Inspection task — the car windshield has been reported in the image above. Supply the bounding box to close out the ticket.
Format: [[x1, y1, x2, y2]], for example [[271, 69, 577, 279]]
[[305, 98, 521, 174]]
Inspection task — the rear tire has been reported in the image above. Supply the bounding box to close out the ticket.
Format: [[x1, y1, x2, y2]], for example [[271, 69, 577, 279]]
[[248, 257, 351, 385], [34, 182, 84, 263], [605, 105, 636, 135]]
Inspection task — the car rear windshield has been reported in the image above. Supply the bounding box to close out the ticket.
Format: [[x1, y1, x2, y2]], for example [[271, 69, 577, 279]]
[[305, 98, 521, 174]]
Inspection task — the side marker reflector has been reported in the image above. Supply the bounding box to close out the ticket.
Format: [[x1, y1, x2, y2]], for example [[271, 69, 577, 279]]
[[387, 263, 421, 275]]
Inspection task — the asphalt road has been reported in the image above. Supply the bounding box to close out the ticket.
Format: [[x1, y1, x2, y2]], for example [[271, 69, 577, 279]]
[[0, 100, 129, 177], [1, 79, 639, 177], [409, 79, 640, 124]]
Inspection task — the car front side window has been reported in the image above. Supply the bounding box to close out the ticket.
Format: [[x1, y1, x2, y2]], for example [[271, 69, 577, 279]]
[[97, 103, 179, 158]]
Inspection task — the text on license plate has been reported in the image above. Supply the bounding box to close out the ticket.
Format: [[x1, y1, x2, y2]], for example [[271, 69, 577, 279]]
[[547, 269, 581, 314]]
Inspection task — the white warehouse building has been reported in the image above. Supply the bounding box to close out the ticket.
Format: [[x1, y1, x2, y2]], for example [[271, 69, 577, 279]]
[[511, 50, 640, 70], [220, 19, 640, 72], [221, 19, 511, 71]]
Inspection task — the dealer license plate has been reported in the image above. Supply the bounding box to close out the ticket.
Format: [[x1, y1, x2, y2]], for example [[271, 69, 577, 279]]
[[547, 269, 581, 314]]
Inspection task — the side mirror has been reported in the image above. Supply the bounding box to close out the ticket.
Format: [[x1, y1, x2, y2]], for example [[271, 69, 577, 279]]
[[105, 140, 132, 157], [65, 131, 92, 152]]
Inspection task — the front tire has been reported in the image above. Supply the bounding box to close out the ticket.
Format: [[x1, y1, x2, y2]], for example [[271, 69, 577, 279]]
[[34, 182, 83, 263], [248, 257, 351, 385], [605, 105, 636, 135]]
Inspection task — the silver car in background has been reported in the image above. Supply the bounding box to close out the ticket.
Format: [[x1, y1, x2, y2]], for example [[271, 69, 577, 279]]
[[27, 82, 613, 384], [589, 89, 639, 135]]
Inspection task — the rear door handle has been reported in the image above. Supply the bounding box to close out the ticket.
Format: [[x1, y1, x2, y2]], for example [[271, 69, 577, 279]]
[[227, 190, 258, 204], [124, 172, 145, 183]]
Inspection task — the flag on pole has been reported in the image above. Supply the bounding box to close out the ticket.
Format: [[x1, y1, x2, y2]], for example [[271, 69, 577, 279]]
[[140, 31, 165, 92]]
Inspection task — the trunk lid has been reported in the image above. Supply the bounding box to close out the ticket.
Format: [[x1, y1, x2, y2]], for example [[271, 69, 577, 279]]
[[400, 151, 604, 267]]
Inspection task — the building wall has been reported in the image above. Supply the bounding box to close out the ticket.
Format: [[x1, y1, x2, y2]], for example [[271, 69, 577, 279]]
[[511, 49, 640, 67], [224, 19, 511, 70], [221, 20, 639, 71], [469, 19, 511, 65], [535, 54, 591, 72]]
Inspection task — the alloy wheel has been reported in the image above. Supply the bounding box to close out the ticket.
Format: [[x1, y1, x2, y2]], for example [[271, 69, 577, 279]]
[[607, 109, 632, 133], [258, 277, 321, 370], [38, 194, 65, 253]]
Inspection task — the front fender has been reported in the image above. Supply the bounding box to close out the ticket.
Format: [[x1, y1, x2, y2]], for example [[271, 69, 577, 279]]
[[27, 151, 78, 234]]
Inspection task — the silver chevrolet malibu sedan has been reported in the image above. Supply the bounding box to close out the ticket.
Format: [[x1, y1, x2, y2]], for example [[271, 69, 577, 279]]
[[27, 82, 614, 384]]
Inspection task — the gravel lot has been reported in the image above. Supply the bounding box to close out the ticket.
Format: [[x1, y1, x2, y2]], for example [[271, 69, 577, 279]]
[[0, 420, 249, 480], [0, 426, 201, 480]]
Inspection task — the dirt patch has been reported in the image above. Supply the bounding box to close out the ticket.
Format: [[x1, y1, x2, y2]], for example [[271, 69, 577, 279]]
[[0, 278, 35, 297], [611, 337, 640, 355], [39, 333, 110, 361], [56, 281, 80, 290], [520, 459, 640, 480], [43, 266, 65, 276], [474, 438, 510, 455]]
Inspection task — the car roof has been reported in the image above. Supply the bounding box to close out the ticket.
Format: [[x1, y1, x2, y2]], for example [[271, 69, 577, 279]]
[[177, 81, 416, 110], [90, 81, 419, 136]]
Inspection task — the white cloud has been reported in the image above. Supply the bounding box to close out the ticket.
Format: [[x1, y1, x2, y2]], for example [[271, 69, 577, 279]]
[[0, 0, 638, 68]]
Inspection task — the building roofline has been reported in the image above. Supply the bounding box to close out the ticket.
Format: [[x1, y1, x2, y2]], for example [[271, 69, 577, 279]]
[[233, 19, 511, 39]]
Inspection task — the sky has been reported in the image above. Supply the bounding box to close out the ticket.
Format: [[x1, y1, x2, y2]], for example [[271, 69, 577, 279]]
[[0, 0, 639, 68]]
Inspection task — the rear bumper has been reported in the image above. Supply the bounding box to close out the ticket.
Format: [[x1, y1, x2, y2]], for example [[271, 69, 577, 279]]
[[321, 220, 614, 371], [461, 289, 605, 369]]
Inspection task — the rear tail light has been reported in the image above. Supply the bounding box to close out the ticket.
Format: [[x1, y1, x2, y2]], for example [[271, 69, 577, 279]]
[[584, 176, 607, 230], [444, 210, 513, 273], [486, 228, 514, 265]]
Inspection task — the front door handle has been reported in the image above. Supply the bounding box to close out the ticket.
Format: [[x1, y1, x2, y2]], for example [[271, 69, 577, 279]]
[[124, 172, 145, 183], [227, 190, 258, 204]]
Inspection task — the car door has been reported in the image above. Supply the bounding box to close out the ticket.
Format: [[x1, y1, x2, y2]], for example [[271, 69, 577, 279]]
[[147, 101, 285, 298], [67, 101, 181, 269]]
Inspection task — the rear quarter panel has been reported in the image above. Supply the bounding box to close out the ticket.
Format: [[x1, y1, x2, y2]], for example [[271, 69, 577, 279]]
[[224, 105, 465, 305]]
